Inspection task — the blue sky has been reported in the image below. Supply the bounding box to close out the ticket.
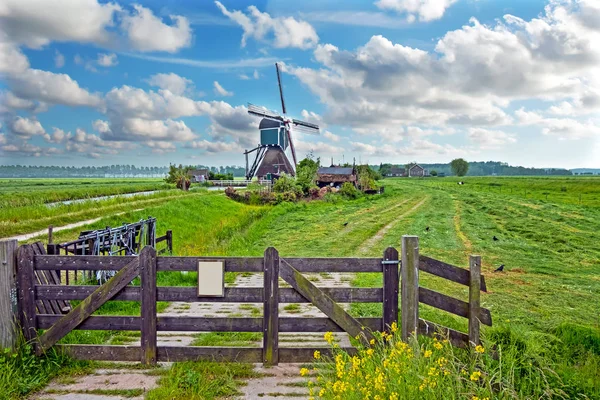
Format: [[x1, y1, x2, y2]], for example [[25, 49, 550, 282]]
[[1, 0, 599, 168]]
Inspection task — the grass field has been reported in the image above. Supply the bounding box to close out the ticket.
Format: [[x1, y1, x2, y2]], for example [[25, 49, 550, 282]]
[[3, 175, 600, 398]]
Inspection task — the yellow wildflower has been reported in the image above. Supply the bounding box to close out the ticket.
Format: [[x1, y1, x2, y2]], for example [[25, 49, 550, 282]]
[[391, 322, 398, 333], [319, 389, 326, 397], [300, 367, 310, 377], [470, 371, 482, 381], [366, 348, 374, 356], [390, 392, 399, 400], [314, 350, 321, 360], [424, 350, 432, 358], [434, 342, 443, 350], [370, 338, 375, 345], [473, 397, 479, 400], [324, 331, 334, 344], [475, 345, 485, 354]]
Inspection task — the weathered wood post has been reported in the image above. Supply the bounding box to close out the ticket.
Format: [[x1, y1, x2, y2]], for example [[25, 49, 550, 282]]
[[16, 245, 37, 343], [140, 246, 157, 365], [263, 247, 279, 366], [401, 236, 419, 341], [382, 247, 399, 333], [48, 225, 53, 244], [0, 240, 18, 350], [166, 230, 173, 254], [468, 255, 482, 346]]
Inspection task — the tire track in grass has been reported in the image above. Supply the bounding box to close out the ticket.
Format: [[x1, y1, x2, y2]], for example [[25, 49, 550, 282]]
[[453, 198, 472, 254], [358, 196, 429, 254]]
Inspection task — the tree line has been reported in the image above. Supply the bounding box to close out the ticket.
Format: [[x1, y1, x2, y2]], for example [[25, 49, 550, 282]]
[[377, 160, 572, 177]]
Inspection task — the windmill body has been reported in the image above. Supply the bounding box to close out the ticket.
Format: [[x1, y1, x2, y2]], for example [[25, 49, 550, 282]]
[[245, 63, 319, 180]]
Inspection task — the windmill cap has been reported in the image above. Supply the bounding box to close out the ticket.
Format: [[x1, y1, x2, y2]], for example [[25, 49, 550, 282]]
[[259, 118, 281, 129]]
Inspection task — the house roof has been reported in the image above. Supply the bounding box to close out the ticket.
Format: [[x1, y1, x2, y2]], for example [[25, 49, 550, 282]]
[[255, 147, 295, 177], [259, 118, 281, 130], [317, 167, 354, 175], [188, 169, 209, 176], [389, 167, 405, 174], [409, 164, 424, 171]]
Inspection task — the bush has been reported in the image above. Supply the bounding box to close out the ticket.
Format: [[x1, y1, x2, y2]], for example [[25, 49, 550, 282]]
[[339, 182, 360, 199]]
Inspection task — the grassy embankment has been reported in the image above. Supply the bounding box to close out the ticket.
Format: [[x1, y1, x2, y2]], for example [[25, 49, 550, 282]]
[[3, 176, 600, 398]]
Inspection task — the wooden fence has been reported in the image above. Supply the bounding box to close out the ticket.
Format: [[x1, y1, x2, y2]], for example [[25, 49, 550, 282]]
[[8, 235, 491, 365]]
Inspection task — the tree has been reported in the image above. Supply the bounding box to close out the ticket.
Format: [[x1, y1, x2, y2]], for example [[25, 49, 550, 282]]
[[430, 170, 438, 176], [450, 158, 469, 176], [296, 156, 320, 193]]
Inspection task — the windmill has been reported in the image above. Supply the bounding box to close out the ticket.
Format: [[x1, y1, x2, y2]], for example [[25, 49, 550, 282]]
[[244, 63, 320, 180]]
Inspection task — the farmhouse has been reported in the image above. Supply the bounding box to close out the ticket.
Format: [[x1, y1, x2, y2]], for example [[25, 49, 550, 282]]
[[316, 166, 357, 188], [408, 164, 429, 177], [387, 167, 406, 177], [187, 168, 209, 183]]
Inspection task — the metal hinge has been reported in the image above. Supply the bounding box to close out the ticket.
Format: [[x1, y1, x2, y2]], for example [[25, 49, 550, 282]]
[[381, 260, 401, 265]]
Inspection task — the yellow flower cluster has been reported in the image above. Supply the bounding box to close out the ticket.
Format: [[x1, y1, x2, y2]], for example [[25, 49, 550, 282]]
[[324, 331, 334, 344], [470, 371, 482, 381], [475, 345, 485, 354]]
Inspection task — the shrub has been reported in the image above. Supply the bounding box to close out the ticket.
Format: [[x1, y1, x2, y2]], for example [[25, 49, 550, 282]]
[[339, 182, 360, 199]]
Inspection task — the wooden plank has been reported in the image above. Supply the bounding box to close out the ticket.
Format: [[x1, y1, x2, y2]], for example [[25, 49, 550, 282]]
[[469, 255, 482, 346], [16, 245, 37, 342], [36, 286, 383, 304], [419, 287, 492, 326], [37, 257, 140, 354], [0, 240, 18, 350], [420, 255, 487, 292], [418, 319, 469, 349], [56, 344, 140, 361], [263, 247, 279, 366], [36, 255, 383, 273], [140, 247, 157, 365], [279, 259, 374, 345], [35, 255, 136, 271], [382, 247, 399, 332], [166, 230, 173, 253], [37, 315, 381, 333], [158, 347, 262, 363], [401, 236, 419, 341]]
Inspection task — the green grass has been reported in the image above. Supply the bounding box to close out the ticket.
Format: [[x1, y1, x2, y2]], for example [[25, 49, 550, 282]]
[[145, 361, 259, 399], [191, 332, 262, 347]]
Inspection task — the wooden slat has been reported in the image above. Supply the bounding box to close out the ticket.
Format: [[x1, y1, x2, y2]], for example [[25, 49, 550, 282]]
[[35, 255, 383, 273], [401, 236, 419, 341], [37, 258, 140, 354], [382, 247, 399, 332], [418, 319, 469, 349], [36, 286, 383, 303], [17, 245, 37, 342], [263, 247, 279, 366], [57, 344, 358, 363], [420, 255, 487, 292], [419, 287, 492, 326], [469, 255, 482, 346], [37, 315, 381, 333], [279, 259, 374, 344], [140, 247, 157, 365]]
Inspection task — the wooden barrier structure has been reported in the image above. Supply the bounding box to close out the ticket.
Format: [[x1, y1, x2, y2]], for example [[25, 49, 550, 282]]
[[13, 235, 491, 364]]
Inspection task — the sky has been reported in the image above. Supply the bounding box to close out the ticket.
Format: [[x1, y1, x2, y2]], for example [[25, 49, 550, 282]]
[[0, 0, 599, 169]]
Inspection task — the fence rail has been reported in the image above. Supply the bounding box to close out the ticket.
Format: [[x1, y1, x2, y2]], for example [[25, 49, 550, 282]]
[[13, 235, 491, 365]]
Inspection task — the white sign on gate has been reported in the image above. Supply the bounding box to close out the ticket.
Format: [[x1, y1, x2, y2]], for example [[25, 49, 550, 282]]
[[197, 261, 224, 297]]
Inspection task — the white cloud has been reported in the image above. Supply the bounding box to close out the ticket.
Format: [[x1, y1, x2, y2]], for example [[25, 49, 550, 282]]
[[375, 0, 458, 22], [54, 50, 65, 68], [0, 91, 48, 114], [44, 127, 70, 143], [121, 5, 192, 53], [188, 139, 242, 153], [323, 130, 341, 142], [122, 52, 278, 68], [97, 53, 118, 67], [253, 69, 260, 79], [215, 2, 318, 49], [468, 128, 516, 149], [9, 116, 45, 137], [0, 38, 29, 75], [103, 118, 196, 142], [146, 73, 193, 96], [213, 81, 233, 97], [146, 140, 177, 154]]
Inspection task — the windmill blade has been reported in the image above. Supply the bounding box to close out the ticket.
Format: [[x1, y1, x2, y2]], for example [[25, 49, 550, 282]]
[[286, 128, 298, 168], [248, 103, 284, 121], [276, 63, 287, 115], [292, 118, 320, 132]]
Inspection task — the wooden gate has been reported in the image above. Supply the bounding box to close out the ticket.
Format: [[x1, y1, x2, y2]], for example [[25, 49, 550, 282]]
[[16, 235, 491, 365]]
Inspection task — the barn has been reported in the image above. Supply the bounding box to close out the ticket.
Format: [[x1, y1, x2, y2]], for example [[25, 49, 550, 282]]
[[316, 166, 357, 188], [387, 167, 406, 177], [187, 169, 209, 183], [408, 164, 429, 177]]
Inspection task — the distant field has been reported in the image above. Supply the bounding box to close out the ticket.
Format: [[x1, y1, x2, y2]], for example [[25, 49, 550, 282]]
[[0, 178, 169, 208]]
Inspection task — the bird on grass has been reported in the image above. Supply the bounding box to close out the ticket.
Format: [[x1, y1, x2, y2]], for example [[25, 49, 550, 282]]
[[425, 226, 430, 232], [493, 236, 499, 241], [343, 222, 348, 226], [494, 264, 505, 272]]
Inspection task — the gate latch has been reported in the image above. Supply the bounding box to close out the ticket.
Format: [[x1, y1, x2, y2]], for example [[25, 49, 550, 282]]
[[381, 260, 400, 265]]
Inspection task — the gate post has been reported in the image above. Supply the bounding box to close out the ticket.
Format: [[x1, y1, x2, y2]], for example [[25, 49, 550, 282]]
[[382, 247, 399, 333], [0, 240, 18, 350], [468, 255, 481, 346], [16, 245, 37, 343], [401, 236, 419, 341], [140, 246, 157, 365], [263, 247, 279, 366]]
